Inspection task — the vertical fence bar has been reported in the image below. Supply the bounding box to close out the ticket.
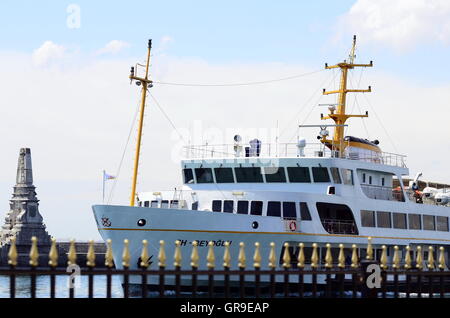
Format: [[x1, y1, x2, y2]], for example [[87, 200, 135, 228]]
[[416, 246, 423, 298], [380, 245, 387, 298], [338, 244, 345, 298], [351, 244, 359, 298], [393, 246, 400, 298], [87, 240, 96, 299], [158, 240, 166, 298], [311, 243, 319, 298], [29, 236, 39, 299], [191, 241, 199, 298], [297, 243, 305, 298], [324, 243, 333, 298], [48, 238, 58, 298], [439, 246, 446, 298], [253, 242, 261, 298], [282, 242, 291, 297], [68, 239, 77, 298], [223, 242, 231, 298], [207, 241, 215, 298], [238, 242, 246, 298], [404, 245, 411, 298], [268, 242, 277, 298], [427, 246, 435, 298], [122, 239, 131, 298], [105, 239, 114, 298], [174, 240, 182, 298], [140, 240, 150, 298], [8, 237, 18, 299]]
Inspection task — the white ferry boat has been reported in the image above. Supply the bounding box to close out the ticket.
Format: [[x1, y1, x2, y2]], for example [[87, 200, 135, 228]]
[[92, 37, 450, 288]]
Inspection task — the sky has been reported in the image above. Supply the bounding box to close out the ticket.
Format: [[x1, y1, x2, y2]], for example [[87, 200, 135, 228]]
[[0, 0, 449, 240]]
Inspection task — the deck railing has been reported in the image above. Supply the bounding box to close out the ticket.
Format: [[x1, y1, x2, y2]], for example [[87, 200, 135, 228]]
[[182, 143, 407, 168], [2, 236, 450, 298], [361, 184, 405, 202]]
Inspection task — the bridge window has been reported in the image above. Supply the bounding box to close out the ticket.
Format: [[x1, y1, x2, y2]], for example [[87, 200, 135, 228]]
[[287, 167, 311, 183], [283, 202, 297, 218], [237, 201, 249, 214], [437, 216, 449, 232], [144, 201, 150, 207], [195, 168, 214, 183], [214, 168, 234, 183], [150, 200, 158, 208], [341, 169, 354, 185], [376, 211, 391, 228], [223, 200, 234, 213], [408, 214, 421, 230], [212, 200, 222, 212], [423, 215, 436, 231], [312, 167, 331, 183], [330, 168, 342, 184], [393, 213, 407, 229], [235, 167, 263, 183], [191, 201, 198, 210], [299, 202, 312, 220], [361, 210, 376, 227], [264, 167, 287, 183], [267, 201, 281, 217], [183, 168, 195, 184], [161, 200, 169, 209], [250, 201, 263, 215]]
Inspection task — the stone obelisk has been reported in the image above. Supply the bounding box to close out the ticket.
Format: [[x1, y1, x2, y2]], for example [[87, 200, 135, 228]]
[[0, 148, 52, 265]]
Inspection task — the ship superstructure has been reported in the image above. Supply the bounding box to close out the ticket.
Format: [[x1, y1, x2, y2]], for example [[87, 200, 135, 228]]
[[92, 37, 450, 288]]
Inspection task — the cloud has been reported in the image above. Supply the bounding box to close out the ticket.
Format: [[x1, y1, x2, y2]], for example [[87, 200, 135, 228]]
[[336, 0, 450, 51], [32, 41, 66, 66], [95, 40, 130, 55]]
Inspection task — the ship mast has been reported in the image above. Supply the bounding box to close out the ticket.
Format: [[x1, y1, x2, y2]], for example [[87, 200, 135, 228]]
[[321, 35, 373, 156], [128, 39, 153, 206]]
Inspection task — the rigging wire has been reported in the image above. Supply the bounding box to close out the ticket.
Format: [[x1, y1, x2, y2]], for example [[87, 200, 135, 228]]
[[153, 69, 325, 87], [107, 95, 143, 204]]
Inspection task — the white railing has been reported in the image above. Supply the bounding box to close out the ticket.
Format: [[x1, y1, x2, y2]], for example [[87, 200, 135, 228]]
[[182, 142, 407, 168]]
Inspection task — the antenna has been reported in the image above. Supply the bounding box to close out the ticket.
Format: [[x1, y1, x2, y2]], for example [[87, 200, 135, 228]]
[[129, 39, 153, 207]]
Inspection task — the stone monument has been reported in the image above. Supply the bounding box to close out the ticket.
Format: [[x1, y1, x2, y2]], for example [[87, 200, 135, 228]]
[[0, 148, 52, 265]]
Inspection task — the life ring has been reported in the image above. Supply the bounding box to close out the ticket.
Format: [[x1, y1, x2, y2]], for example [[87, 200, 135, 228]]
[[289, 221, 297, 232]]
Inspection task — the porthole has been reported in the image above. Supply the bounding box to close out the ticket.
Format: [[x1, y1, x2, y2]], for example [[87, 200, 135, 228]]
[[252, 221, 259, 229], [137, 219, 146, 227]]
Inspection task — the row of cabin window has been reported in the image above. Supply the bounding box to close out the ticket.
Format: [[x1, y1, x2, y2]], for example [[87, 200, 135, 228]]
[[361, 210, 449, 231], [211, 200, 312, 220], [184, 167, 354, 185]]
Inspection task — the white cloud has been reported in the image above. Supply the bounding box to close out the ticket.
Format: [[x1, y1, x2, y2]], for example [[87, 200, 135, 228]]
[[32, 41, 66, 66], [336, 0, 450, 51], [95, 40, 130, 55]]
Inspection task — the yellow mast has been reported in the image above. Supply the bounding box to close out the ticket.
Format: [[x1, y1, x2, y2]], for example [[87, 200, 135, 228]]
[[129, 39, 153, 206], [321, 35, 373, 156]]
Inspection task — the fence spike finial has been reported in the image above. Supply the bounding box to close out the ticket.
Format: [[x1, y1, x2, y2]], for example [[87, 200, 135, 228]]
[[325, 243, 333, 268], [380, 245, 388, 269], [311, 243, 319, 269], [68, 239, 77, 266], [404, 245, 411, 269], [427, 246, 435, 270], [223, 241, 231, 268], [297, 243, 305, 268], [122, 239, 131, 268], [282, 242, 291, 269], [439, 246, 446, 270], [190, 241, 199, 268], [29, 236, 39, 267], [238, 242, 246, 269], [416, 246, 423, 270], [393, 246, 400, 269], [158, 240, 166, 268], [207, 241, 215, 269], [87, 240, 96, 268], [8, 236, 18, 267], [253, 242, 261, 268], [351, 244, 359, 268], [105, 239, 114, 268], [338, 244, 345, 268], [269, 242, 276, 269], [174, 240, 182, 268], [48, 238, 58, 267], [366, 237, 373, 260], [140, 240, 150, 268]]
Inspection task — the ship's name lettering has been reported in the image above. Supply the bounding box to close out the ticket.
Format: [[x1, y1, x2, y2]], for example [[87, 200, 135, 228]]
[[178, 240, 232, 247]]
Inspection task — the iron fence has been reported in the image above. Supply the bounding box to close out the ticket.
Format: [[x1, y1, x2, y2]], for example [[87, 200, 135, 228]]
[[3, 236, 450, 298]]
